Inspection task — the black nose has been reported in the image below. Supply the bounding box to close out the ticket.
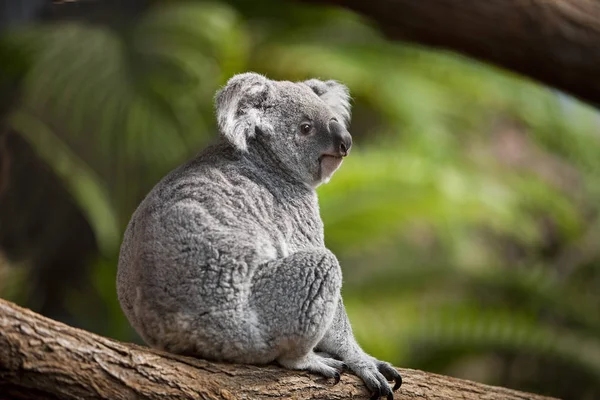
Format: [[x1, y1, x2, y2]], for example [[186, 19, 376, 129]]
[[329, 119, 352, 157], [339, 134, 352, 156]]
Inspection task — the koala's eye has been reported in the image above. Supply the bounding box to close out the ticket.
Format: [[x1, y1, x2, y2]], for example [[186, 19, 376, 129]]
[[300, 123, 313, 135]]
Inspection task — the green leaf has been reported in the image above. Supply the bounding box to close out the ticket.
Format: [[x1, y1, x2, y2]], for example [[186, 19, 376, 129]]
[[9, 110, 120, 256]]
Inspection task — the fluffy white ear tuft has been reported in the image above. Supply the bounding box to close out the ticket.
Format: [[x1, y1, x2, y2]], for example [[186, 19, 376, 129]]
[[215, 72, 274, 151], [303, 79, 351, 128]]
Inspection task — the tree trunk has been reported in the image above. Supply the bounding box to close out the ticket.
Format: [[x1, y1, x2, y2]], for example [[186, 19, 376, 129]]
[[0, 299, 556, 400], [298, 0, 600, 107]]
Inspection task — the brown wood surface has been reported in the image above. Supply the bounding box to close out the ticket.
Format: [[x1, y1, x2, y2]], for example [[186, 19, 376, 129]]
[[297, 0, 600, 107], [0, 298, 558, 400]]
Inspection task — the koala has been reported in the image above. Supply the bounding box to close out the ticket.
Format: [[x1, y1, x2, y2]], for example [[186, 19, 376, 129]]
[[117, 72, 402, 399]]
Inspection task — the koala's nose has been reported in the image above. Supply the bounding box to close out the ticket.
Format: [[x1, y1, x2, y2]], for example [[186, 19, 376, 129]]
[[339, 134, 352, 157], [329, 119, 352, 157]]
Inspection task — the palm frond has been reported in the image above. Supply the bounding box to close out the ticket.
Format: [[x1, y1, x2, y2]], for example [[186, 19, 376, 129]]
[[8, 110, 119, 255]]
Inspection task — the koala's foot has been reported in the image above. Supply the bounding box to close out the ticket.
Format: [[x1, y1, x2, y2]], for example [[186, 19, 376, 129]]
[[278, 351, 347, 384], [346, 358, 402, 400]]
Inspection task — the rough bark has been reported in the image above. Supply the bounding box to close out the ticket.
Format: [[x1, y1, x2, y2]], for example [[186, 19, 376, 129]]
[[0, 299, 557, 400], [297, 0, 600, 107]]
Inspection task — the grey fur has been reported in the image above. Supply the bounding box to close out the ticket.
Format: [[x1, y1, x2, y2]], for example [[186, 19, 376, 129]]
[[117, 72, 401, 398]]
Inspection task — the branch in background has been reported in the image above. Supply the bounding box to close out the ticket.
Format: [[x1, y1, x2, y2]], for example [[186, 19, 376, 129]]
[[5, 0, 600, 107], [0, 299, 556, 400], [297, 0, 600, 107]]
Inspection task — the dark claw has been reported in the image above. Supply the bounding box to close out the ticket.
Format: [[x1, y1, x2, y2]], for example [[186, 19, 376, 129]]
[[341, 362, 348, 371], [333, 371, 341, 385], [383, 384, 394, 400], [377, 362, 402, 391]]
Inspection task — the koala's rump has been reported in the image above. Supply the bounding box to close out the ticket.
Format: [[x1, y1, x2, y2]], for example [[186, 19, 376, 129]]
[[120, 197, 283, 360]]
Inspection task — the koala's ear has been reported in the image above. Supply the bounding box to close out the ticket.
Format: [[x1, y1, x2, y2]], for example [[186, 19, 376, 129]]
[[215, 72, 274, 151], [303, 79, 351, 128]]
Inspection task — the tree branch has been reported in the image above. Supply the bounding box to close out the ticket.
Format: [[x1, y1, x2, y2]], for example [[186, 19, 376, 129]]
[[0, 298, 556, 400], [297, 0, 600, 107], [41, 0, 600, 106]]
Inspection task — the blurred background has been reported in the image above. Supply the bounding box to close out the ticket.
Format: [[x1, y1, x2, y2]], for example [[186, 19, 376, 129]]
[[1, 1, 599, 399]]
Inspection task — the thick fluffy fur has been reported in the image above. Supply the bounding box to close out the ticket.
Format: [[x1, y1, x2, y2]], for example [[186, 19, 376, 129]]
[[117, 73, 401, 398]]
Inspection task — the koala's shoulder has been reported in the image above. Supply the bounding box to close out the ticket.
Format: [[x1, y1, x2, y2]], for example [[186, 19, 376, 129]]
[[148, 144, 236, 200], [137, 142, 269, 224]]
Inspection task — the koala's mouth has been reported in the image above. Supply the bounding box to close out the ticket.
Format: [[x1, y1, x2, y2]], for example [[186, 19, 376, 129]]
[[319, 154, 344, 179], [319, 154, 343, 161], [319, 154, 343, 164]]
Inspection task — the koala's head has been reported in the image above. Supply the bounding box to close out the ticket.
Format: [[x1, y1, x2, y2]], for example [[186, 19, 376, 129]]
[[215, 72, 352, 187]]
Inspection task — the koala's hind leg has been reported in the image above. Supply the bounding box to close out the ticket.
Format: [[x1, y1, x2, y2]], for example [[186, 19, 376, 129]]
[[250, 249, 344, 380]]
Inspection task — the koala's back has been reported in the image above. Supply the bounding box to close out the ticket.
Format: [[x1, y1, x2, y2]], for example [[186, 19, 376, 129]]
[[117, 142, 324, 359]]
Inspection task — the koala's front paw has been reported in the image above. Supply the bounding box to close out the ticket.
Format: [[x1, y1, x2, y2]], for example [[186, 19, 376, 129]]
[[347, 358, 402, 399]]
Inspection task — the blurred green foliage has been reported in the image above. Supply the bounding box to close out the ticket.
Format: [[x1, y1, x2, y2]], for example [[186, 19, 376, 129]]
[[1, 1, 600, 399]]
